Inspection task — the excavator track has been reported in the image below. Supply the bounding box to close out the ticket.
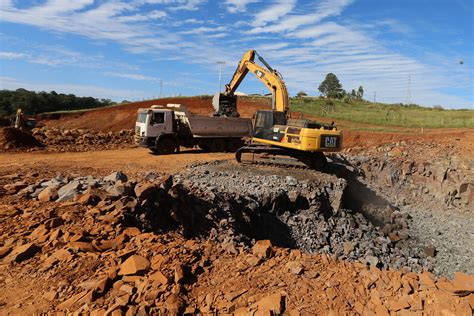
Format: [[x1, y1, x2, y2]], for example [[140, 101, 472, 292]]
[[236, 144, 327, 170]]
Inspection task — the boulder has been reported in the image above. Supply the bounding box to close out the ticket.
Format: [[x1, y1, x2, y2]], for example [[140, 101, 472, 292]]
[[57, 180, 81, 197], [252, 240, 273, 258], [118, 255, 150, 276], [164, 293, 185, 315], [451, 272, 474, 296], [134, 182, 160, 200], [254, 292, 286, 315], [105, 181, 133, 197], [38, 187, 58, 202], [0, 205, 21, 217], [3, 181, 28, 194], [149, 271, 169, 285], [104, 171, 128, 183], [8, 243, 40, 262]]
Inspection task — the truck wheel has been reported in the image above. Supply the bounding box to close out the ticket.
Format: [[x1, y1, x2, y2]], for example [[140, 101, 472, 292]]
[[156, 138, 177, 155], [210, 139, 226, 152]]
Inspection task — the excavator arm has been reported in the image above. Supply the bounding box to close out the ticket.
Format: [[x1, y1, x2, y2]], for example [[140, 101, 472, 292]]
[[213, 50, 289, 116], [223, 49, 256, 95]]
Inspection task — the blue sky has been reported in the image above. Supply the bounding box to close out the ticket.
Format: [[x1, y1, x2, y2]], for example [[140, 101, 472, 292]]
[[0, 0, 472, 108]]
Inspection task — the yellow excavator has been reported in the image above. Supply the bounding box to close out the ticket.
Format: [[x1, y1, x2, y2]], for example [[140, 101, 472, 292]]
[[213, 49, 342, 168]]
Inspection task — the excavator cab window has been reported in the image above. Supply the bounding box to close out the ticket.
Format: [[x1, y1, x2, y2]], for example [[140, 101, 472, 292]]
[[254, 110, 287, 132]]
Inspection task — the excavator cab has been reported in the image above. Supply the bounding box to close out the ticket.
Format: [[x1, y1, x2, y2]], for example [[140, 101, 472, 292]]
[[253, 110, 286, 134]]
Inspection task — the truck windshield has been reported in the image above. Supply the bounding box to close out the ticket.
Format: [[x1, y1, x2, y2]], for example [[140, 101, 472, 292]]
[[137, 112, 148, 123]]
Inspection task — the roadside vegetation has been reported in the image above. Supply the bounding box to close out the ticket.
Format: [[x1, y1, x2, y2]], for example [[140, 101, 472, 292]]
[[290, 73, 474, 129], [290, 97, 473, 129]]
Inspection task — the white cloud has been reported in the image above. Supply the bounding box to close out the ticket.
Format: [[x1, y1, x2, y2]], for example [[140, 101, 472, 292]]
[[0, 51, 29, 59], [180, 26, 226, 34], [249, 0, 354, 33], [104, 72, 159, 82], [169, 0, 206, 11], [224, 0, 260, 13], [205, 33, 228, 39], [133, 0, 205, 10], [118, 10, 167, 22], [252, 0, 297, 27], [26, 0, 94, 15]]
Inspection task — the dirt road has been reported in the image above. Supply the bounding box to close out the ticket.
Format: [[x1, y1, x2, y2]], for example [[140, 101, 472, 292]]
[[0, 147, 233, 177]]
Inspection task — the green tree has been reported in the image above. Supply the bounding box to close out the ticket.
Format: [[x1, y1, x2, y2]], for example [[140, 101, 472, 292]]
[[351, 89, 356, 98], [318, 73, 343, 98], [296, 91, 307, 97], [0, 89, 114, 116], [357, 86, 364, 100]]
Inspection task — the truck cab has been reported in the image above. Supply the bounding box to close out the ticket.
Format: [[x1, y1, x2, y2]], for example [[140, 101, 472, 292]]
[[135, 105, 177, 152], [136, 104, 252, 155]]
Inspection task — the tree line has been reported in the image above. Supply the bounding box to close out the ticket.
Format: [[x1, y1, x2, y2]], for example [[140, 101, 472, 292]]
[[297, 73, 364, 102], [0, 88, 116, 116]]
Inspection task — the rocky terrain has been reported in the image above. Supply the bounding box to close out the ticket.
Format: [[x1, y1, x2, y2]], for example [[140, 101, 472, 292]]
[[0, 126, 134, 152], [0, 115, 473, 314], [1, 169, 473, 315]]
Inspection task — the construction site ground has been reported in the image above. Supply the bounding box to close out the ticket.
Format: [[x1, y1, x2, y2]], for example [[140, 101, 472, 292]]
[[0, 96, 473, 315]]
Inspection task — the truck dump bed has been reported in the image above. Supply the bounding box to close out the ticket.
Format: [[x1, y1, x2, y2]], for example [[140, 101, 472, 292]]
[[186, 115, 252, 138]]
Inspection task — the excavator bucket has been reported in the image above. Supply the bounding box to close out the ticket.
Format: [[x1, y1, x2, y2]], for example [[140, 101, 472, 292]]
[[212, 93, 239, 117]]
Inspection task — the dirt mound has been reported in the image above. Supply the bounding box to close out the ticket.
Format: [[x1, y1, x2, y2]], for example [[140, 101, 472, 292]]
[[32, 127, 134, 152], [0, 127, 43, 150], [40, 96, 271, 132]]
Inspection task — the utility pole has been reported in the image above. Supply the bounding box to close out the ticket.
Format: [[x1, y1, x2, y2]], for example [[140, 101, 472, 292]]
[[159, 80, 163, 98], [406, 74, 411, 105], [216, 61, 225, 93], [373, 91, 376, 103]]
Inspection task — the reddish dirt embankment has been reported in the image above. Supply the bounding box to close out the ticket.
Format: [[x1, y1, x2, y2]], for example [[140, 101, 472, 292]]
[[41, 96, 271, 132]]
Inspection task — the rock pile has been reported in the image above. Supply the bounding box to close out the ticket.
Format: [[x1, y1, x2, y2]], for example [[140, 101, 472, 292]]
[[0, 169, 473, 314], [0, 127, 44, 150], [174, 162, 430, 272], [31, 127, 134, 152], [4, 164, 428, 272]]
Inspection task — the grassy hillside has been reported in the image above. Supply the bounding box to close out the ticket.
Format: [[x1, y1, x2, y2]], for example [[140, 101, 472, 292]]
[[289, 97, 474, 128]]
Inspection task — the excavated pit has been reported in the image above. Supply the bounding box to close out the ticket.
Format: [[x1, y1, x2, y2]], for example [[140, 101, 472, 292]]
[[127, 161, 430, 272]]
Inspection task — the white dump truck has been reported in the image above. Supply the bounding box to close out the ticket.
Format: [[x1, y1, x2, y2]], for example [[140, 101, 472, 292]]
[[135, 104, 253, 154]]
